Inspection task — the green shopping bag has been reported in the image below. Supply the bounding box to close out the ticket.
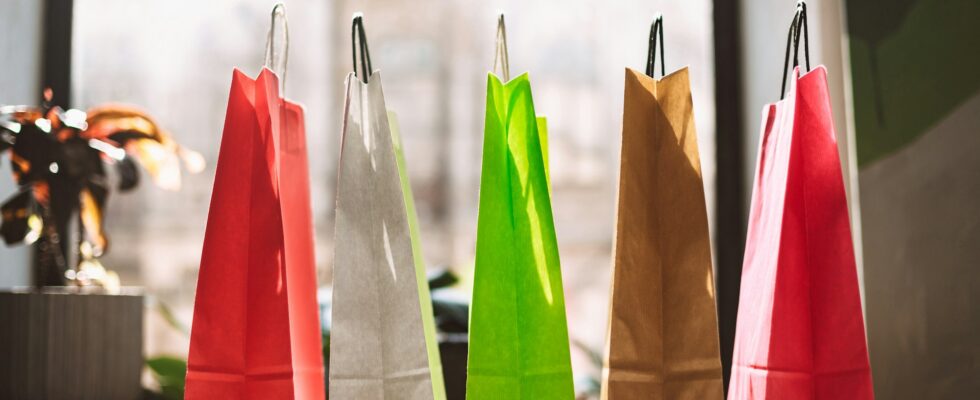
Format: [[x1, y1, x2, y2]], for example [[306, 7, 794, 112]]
[[391, 113, 446, 399], [466, 15, 574, 400]]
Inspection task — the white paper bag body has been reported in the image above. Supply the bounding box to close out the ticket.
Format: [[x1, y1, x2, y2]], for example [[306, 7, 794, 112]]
[[330, 71, 445, 400]]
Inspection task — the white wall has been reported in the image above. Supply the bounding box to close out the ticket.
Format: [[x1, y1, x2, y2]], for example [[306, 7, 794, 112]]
[[0, 0, 43, 287]]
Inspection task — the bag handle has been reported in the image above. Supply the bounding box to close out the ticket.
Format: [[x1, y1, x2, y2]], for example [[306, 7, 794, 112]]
[[264, 3, 289, 94], [492, 14, 510, 81], [351, 13, 374, 84], [779, 0, 811, 99], [645, 14, 665, 78]]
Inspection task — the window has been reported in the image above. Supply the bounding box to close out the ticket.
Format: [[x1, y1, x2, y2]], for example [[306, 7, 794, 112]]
[[73, 0, 715, 386]]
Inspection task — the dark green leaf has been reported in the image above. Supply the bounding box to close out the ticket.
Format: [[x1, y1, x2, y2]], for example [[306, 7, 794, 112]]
[[146, 355, 187, 400]]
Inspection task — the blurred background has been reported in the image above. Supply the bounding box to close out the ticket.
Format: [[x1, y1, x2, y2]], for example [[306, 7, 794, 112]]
[[1, 0, 977, 399], [73, 0, 717, 384]]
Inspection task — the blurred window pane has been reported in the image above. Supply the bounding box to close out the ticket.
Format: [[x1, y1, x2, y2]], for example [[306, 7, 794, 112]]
[[74, 0, 714, 385]]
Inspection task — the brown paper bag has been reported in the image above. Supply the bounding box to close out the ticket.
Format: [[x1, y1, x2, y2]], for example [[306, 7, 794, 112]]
[[601, 66, 724, 400]]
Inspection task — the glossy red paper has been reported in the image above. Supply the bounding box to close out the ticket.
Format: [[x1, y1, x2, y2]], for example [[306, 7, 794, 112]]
[[729, 66, 873, 399], [185, 69, 324, 400]]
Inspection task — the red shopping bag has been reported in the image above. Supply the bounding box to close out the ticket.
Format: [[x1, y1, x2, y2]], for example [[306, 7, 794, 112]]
[[728, 3, 873, 399], [184, 66, 324, 399]]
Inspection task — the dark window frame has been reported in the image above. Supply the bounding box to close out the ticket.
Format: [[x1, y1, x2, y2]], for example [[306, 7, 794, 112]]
[[712, 0, 746, 394]]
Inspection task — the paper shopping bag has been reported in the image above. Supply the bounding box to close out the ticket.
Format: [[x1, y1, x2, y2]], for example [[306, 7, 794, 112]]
[[465, 15, 575, 400], [185, 67, 324, 400], [328, 15, 446, 400], [603, 18, 723, 399], [186, 6, 324, 399], [729, 4, 873, 399], [601, 20, 724, 398]]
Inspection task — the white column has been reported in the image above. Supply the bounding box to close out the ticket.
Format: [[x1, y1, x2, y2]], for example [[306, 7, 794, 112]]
[[0, 0, 43, 287]]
